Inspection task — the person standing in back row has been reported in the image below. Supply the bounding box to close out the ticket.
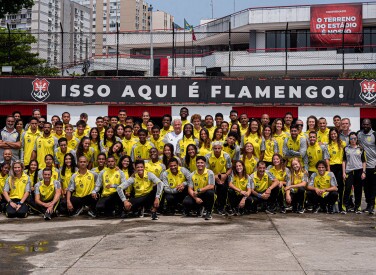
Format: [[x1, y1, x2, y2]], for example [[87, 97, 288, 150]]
[[0, 115, 21, 162], [357, 119, 376, 215]]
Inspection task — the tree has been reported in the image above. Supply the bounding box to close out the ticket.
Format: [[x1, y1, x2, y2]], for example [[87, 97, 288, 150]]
[[0, 0, 34, 19], [0, 28, 59, 75]]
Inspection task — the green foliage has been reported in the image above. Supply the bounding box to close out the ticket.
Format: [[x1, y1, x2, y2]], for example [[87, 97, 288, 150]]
[[0, 28, 59, 75], [0, 0, 34, 19], [348, 71, 376, 79]]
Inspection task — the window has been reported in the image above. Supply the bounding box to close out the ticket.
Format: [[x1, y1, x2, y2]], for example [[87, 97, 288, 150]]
[[21, 14, 26, 19], [266, 30, 310, 52], [363, 27, 376, 53]]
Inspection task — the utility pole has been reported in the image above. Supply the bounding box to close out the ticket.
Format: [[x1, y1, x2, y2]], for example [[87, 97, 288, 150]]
[[148, 5, 154, 77], [211, 0, 214, 18]]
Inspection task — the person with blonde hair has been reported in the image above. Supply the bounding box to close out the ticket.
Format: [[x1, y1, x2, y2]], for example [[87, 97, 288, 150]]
[[2, 161, 31, 218], [285, 158, 308, 213]]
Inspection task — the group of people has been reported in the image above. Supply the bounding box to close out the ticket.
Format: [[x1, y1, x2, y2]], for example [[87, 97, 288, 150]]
[[0, 107, 375, 221]]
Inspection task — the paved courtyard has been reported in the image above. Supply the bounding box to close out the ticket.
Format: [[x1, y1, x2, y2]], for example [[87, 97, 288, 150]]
[[0, 212, 375, 274]]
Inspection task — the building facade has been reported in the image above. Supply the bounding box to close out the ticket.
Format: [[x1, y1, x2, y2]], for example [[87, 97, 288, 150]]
[[78, 0, 151, 56], [67, 2, 376, 77], [152, 10, 174, 31], [0, 0, 91, 68]]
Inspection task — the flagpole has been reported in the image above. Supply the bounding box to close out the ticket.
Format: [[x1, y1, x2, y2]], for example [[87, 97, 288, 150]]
[[191, 36, 194, 68]]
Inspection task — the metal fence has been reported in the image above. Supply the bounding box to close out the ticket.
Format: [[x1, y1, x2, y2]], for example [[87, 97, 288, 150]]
[[1, 28, 376, 77]]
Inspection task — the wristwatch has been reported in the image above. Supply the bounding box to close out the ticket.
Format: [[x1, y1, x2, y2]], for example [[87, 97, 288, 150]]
[[197, 188, 201, 193]]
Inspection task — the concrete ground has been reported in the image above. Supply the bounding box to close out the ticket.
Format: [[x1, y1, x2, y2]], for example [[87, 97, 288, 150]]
[[0, 212, 375, 274]]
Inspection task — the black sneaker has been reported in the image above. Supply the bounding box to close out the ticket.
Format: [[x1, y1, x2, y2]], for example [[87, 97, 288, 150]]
[[355, 206, 362, 214], [88, 210, 97, 218], [369, 206, 375, 215], [120, 211, 128, 219], [199, 207, 205, 217], [72, 207, 83, 217], [151, 212, 158, 220], [217, 209, 226, 216], [232, 208, 238, 216], [347, 206, 355, 212], [298, 207, 305, 214], [363, 204, 371, 213], [279, 206, 286, 214], [327, 205, 334, 214], [313, 206, 320, 214], [44, 211, 52, 220], [204, 212, 212, 220], [227, 208, 234, 216], [265, 207, 275, 214], [138, 207, 144, 218]]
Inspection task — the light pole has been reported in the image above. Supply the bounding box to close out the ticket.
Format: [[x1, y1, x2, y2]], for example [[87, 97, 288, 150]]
[[148, 5, 154, 77]]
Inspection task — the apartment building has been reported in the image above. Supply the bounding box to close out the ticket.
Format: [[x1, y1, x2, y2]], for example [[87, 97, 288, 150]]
[[0, 0, 91, 67], [152, 10, 174, 31], [79, 0, 151, 55]]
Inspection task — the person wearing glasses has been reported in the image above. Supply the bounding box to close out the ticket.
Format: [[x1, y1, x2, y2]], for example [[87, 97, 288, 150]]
[[294, 119, 305, 139]]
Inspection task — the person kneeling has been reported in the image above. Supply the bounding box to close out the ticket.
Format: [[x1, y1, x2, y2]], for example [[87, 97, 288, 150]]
[[33, 168, 61, 220], [117, 160, 163, 220], [228, 160, 252, 215], [306, 160, 338, 214], [64, 156, 98, 218], [249, 161, 279, 214], [182, 156, 215, 220], [92, 156, 126, 217], [160, 157, 191, 214]]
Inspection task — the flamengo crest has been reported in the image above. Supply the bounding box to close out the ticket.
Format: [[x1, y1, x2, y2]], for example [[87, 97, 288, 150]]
[[31, 78, 50, 102], [359, 79, 376, 104]]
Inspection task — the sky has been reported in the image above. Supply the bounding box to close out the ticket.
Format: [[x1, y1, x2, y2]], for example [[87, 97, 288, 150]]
[[148, 0, 368, 26]]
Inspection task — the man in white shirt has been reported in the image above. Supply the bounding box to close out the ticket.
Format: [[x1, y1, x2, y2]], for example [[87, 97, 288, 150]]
[[162, 119, 183, 153]]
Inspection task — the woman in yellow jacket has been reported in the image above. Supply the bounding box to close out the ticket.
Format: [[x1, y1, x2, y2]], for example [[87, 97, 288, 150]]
[[3, 161, 31, 218]]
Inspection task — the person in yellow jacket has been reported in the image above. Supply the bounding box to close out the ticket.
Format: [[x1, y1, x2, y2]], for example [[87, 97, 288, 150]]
[[117, 159, 163, 220], [65, 156, 97, 217], [249, 161, 279, 214], [21, 117, 41, 167], [161, 157, 191, 214], [33, 168, 62, 220], [228, 160, 252, 215], [306, 160, 338, 214], [2, 161, 31, 218], [182, 156, 215, 220], [92, 155, 127, 216], [176, 124, 199, 159], [205, 141, 232, 215], [285, 158, 309, 214], [31, 122, 58, 170]]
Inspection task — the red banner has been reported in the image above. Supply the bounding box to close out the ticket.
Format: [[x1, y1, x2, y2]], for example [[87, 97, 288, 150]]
[[310, 4, 362, 46]]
